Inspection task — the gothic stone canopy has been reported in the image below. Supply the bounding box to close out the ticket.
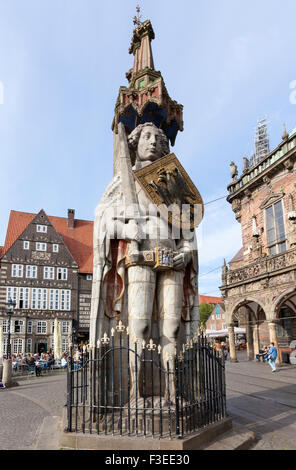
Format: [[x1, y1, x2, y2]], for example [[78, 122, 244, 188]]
[[111, 19, 183, 146]]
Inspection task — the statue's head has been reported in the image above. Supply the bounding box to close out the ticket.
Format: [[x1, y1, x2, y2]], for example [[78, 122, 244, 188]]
[[127, 122, 170, 165]]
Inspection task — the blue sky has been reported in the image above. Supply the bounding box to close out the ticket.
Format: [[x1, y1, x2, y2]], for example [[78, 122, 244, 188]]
[[0, 0, 296, 296]]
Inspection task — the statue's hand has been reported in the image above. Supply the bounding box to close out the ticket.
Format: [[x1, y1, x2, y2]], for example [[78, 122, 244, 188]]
[[123, 219, 142, 244], [173, 251, 192, 270]]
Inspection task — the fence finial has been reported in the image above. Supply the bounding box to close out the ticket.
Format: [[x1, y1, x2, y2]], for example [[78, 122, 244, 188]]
[[116, 320, 125, 332], [147, 338, 156, 351], [101, 332, 110, 345]]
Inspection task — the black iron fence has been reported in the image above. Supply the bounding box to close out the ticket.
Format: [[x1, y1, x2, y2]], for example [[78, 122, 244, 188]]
[[66, 328, 226, 439]]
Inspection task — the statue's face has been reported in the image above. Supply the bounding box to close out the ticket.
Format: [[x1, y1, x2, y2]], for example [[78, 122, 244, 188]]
[[137, 125, 163, 162]]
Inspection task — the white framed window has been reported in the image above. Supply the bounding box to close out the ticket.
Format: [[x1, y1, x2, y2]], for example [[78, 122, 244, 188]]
[[2, 319, 8, 333], [26, 338, 32, 353], [60, 290, 71, 311], [24, 288, 30, 309], [211, 323, 215, 330], [265, 200, 286, 255], [27, 320, 33, 334], [36, 242, 47, 251], [3, 338, 8, 354], [12, 264, 23, 277], [53, 244, 59, 253], [36, 289, 47, 310], [23, 241, 30, 250], [62, 338, 69, 353], [6, 287, 18, 305], [42, 289, 47, 309], [14, 320, 24, 333], [57, 268, 67, 280], [13, 339, 23, 354], [2, 338, 8, 355], [18, 287, 30, 309], [49, 289, 59, 310], [31, 288, 37, 309], [26, 265, 37, 278], [44, 266, 54, 280], [37, 321, 47, 334], [62, 321, 70, 334], [222, 323, 227, 330], [37, 225, 47, 233], [86, 274, 92, 281]]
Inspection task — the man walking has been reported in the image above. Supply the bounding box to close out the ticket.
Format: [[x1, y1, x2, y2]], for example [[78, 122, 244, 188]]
[[266, 342, 278, 372]]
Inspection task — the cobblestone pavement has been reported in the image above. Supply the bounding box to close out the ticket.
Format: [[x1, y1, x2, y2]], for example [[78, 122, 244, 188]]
[[1, 357, 295, 450], [0, 372, 67, 450], [226, 352, 296, 450]]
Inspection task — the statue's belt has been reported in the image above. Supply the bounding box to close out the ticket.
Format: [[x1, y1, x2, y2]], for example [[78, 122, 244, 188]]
[[125, 247, 177, 271]]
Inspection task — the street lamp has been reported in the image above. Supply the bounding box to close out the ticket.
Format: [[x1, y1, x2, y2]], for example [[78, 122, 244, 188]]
[[71, 326, 76, 346], [5, 298, 16, 359]]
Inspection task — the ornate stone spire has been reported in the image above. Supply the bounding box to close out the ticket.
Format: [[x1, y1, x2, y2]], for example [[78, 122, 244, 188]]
[[112, 16, 183, 146]]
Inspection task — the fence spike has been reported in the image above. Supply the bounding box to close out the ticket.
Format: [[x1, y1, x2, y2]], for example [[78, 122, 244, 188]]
[[147, 338, 156, 351]]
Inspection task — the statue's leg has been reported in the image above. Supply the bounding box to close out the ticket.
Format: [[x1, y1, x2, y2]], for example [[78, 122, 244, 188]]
[[127, 265, 156, 399], [157, 270, 185, 400]]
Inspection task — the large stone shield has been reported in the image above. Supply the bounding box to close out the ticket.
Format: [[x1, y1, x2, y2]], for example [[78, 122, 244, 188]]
[[134, 153, 204, 230]]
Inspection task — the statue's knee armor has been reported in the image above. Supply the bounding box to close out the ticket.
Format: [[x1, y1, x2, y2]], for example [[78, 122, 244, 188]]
[[162, 317, 181, 341], [130, 318, 150, 340]]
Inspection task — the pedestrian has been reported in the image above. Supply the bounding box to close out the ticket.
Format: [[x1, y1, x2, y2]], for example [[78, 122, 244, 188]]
[[266, 342, 278, 372]]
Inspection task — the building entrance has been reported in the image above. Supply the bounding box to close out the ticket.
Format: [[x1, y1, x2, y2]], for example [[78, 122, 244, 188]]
[[36, 342, 47, 354]]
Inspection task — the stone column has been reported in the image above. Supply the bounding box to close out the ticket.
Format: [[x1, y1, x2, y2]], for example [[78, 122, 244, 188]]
[[268, 321, 280, 364], [246, 323, 254, 360], [252, 323, 260, 359], [228, 324, 238, 362], [2, 359, 12, 387]]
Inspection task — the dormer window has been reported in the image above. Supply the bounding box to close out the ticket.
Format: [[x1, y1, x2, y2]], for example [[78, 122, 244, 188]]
[[37, 225, 47, 233]]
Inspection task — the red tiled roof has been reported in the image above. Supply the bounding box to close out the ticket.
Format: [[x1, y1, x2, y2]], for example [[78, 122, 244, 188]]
[[2, 210, 93, 273], [199, 295, 223, 305]]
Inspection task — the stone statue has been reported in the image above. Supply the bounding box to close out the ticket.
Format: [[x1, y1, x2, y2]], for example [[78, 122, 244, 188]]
[[90, 122, 199, 398], [230, 161, 238, 181]]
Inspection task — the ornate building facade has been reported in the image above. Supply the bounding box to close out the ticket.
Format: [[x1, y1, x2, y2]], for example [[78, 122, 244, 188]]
[[0, 209, 93, 355], [221, 123, 296, 363]]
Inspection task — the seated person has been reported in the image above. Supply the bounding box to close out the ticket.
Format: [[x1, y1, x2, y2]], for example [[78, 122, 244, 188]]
[[256, 345, 268, 362]]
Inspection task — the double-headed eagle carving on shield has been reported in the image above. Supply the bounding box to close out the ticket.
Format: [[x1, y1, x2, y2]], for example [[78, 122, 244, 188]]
[[134, 153, 204, 230]]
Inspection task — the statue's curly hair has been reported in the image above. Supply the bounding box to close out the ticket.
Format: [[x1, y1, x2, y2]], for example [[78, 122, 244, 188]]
[[127, 122, 170, 165]]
